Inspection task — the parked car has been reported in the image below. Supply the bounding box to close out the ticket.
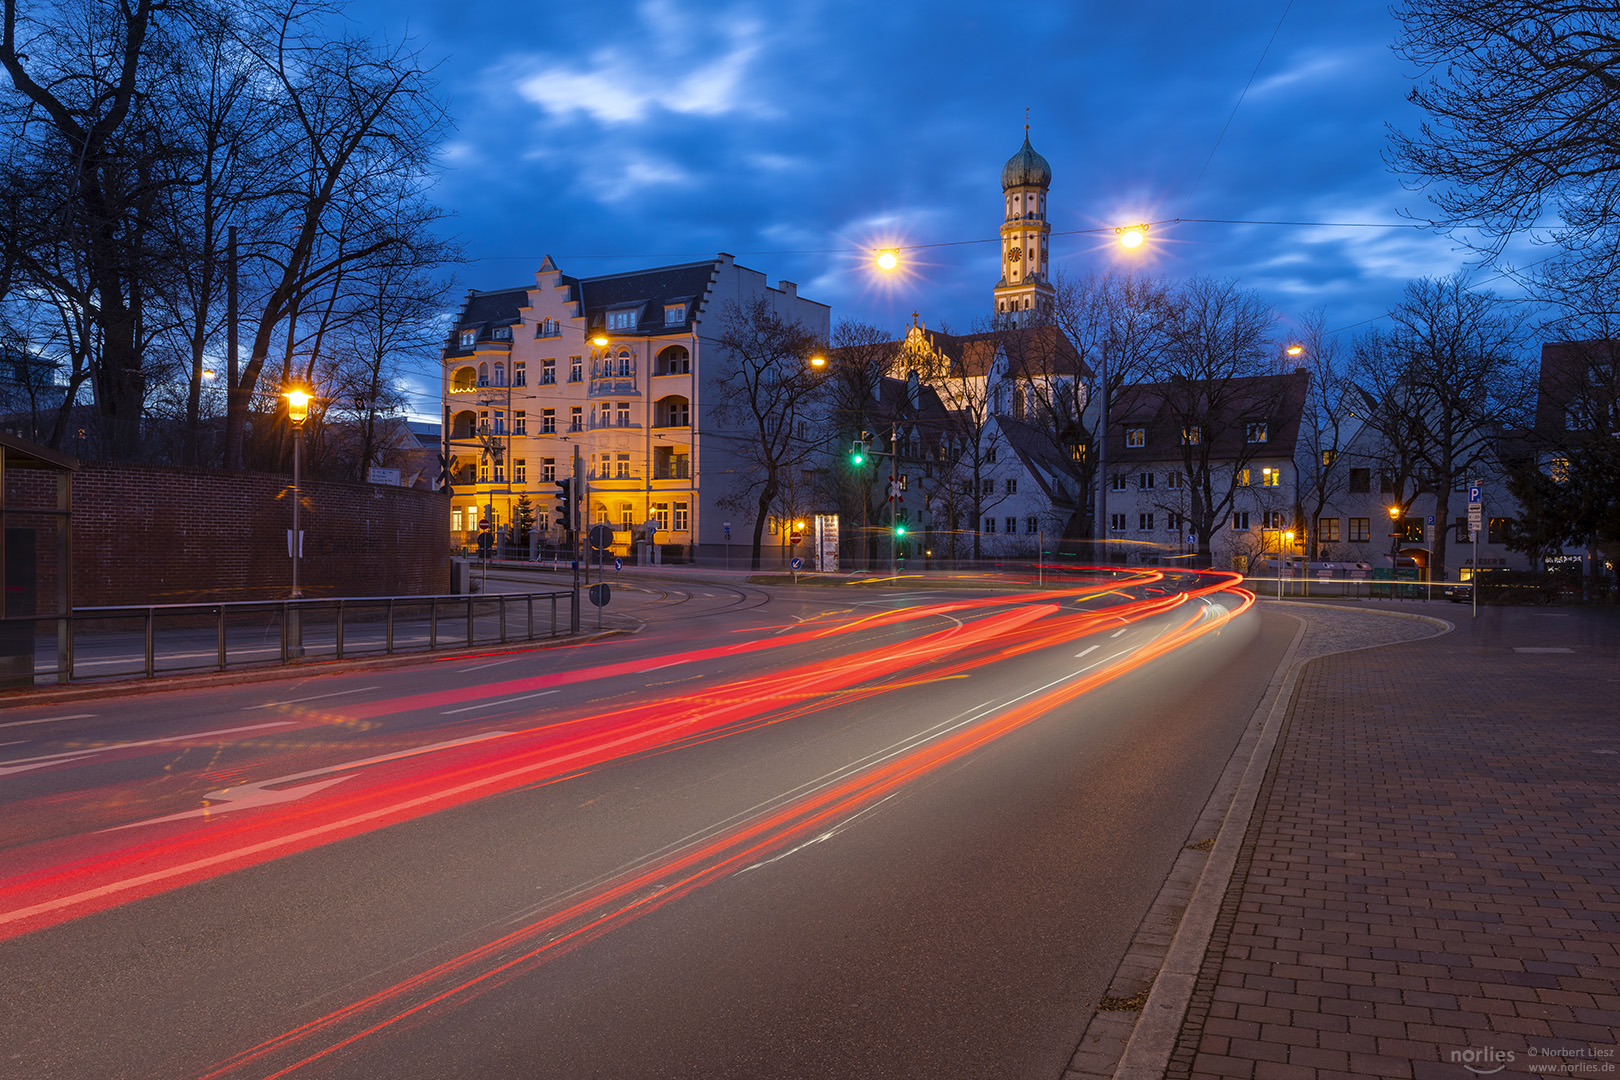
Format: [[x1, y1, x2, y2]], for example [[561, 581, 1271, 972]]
[[1443, 567, 1558, 605]]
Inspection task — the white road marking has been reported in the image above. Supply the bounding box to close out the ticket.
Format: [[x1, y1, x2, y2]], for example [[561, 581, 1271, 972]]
[[243, 687, 379, 711], [457, 658, 526, 672], [0, 713, 95, 730], [1111, 627, 1129, 638], [0, 721, 298, 778], [441, 689, 561, 715], [110, 730, 515, 830], [1075, 645, 1100, 658]]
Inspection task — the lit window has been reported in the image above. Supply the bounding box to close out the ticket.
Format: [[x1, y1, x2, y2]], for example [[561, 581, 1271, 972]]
[[1549, 456, 1570, 483], [514, 410, 527, 435], [615, 453, 631, 478], [1246, 422, 1268, 443], [1182, 426, 1201, 445], [1261, 468, 1281, 487], [1126, 427, 1145, 448], [514, 459, 526, 483], [1321, 450, 1336, 468], [542, 457, 556, 482], [673, 501, 689, 531], [1318, 517, 1340, 542], [1237, 469, 1250, 487], [1349, 518, 1371, 542], [452, 509, 463, 531]]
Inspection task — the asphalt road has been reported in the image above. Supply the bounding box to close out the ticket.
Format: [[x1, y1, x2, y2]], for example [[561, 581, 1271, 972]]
[[0, 572, 1294, 1080]]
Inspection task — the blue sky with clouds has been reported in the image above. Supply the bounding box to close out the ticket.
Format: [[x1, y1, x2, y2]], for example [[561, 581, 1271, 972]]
[[355, 0, 1541, 412]]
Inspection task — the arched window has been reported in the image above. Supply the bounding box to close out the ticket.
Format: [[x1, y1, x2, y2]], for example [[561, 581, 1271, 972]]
[[477, 362, 489, 387], [494, 363, 506, 386], [451, 410, 477, 439], [657, 345, 690, 374], [655, 395, 691, 427], [452, 366, 476, 391], [616, 348, 633, 377]]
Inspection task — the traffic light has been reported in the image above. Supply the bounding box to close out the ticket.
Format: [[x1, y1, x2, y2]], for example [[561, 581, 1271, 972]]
[[850, 439, 866, 466], [893, 521, 908, 538], [553, 479, 573, 531]]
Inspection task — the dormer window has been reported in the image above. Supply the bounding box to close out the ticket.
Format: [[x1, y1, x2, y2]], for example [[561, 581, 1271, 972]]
[[492, 325, 512, 341], [607, 310, 638, 331], [664, 304, 685, 325], [1246, 422, 1268, 443], [1126, 427, 1145, 448], [458, 329, 476, 348]]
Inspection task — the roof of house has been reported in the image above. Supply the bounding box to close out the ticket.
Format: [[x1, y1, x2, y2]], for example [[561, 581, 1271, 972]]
[[1534, 339, 1619, 435], [899, 323, 1089, 380], [1109, 370, 1310, 462], [996, 414, 1082, 506]]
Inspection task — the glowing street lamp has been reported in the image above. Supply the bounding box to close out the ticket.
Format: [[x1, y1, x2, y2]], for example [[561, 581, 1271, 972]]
[[1116, 224, 1149, 249], [1286, 344, 1304, 358], [592, 332, 609, 348], [809, 353, 826, 369], [875, 249, 900, 272]]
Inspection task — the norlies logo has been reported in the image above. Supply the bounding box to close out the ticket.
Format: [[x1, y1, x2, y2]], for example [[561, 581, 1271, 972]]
[[1452, 1046, 1516, 1075]]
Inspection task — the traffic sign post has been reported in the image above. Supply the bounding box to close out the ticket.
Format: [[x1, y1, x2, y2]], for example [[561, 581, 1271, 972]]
[[1468, 480, 1482, 619], [790, 555, 802, 584]]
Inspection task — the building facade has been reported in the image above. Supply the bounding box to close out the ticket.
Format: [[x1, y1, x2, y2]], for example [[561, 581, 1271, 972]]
[[440, 254, 829, 562]]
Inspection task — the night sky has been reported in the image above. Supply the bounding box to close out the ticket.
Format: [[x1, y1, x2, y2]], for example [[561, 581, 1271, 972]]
[[355, 0, 1543, 415]]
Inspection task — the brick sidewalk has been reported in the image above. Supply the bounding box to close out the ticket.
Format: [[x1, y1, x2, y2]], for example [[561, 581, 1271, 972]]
[[1168, 607, 1620, 1080]]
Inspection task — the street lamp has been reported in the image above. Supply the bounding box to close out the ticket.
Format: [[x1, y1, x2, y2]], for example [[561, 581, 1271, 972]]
[[875, 249, 900, 272], [1116, 224, 1149, 249], [284, 387, 311, 600]]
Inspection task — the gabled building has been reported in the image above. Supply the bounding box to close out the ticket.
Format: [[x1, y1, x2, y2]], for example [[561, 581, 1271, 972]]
[[440, 253, 828, 561], [1099, 370, 1309, 570]]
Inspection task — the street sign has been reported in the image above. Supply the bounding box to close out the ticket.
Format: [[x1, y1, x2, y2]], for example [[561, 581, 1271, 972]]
[[790, 557, 802, 571], [789, 532, 802, 546], [1427, 515, 1434, 526], [588, 582, 611, 607], [588, 523, 614, 558], [723, 522, 731, 539], [478, 519, 491, 530], [613, 557, 623, 572], [1469, 485, 1481, 504]]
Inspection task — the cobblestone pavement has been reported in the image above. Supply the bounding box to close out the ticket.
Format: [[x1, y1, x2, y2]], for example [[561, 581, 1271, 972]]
[[1168, 603, 1620, 1080]]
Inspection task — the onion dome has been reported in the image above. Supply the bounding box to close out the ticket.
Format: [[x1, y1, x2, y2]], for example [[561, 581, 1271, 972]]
[[1001, 131, 1052, 191]]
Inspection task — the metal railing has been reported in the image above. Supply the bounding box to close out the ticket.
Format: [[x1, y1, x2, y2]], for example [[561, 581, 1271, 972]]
[[0, 589, 575, 687]]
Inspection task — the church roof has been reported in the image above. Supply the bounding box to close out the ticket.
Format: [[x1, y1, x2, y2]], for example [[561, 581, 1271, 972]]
[[1001, 132, 1052, 191]]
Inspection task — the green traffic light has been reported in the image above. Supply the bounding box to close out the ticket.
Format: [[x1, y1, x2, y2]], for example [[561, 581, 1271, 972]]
[[894, 523, 907, 536], [851, 450, 864, 465]]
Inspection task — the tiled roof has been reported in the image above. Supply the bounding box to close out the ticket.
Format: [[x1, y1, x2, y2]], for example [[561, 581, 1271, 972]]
[[901, 324, 1088, 379], [1109, 370, 1310, 461], [578, 261, 718, 335], [997, 415, 1082, 505]]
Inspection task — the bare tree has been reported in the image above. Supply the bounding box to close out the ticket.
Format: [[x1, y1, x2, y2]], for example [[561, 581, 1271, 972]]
[[1144, 277, 1282, 566], [1353, 276, 1533, 578], [1291, 311, 1354, 560], [818, 319, 897, 569], [712, 297, 824, 570]]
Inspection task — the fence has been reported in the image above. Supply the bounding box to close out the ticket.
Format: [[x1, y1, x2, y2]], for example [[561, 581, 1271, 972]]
[[0, 589, 575, 688]]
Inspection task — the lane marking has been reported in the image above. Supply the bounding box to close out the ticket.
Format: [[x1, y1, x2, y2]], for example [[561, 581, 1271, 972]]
[[1111, 628, 1130, 638], [1075, 645, 1100, 659], [244, 688, 379, 711], [441, 690, 561, 715], [0, 713, 94, 730], [0, 721, 298, 778], [457, 658, 527, 672]]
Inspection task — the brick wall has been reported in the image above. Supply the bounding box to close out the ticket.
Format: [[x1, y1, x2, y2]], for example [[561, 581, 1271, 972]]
[[5, 461, 450, 606]]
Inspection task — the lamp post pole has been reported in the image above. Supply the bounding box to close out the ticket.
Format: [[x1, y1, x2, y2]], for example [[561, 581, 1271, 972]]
[[285, 387, 311, 658]]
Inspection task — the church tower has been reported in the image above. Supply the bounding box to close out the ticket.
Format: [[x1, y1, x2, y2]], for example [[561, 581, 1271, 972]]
[[993, 127, 1055, 326]]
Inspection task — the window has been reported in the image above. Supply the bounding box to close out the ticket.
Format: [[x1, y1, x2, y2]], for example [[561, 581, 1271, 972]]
[[514, 459, 527, 483], [1237, 468, 1250, 487], [1260, 467, 1281, 487], [596, 505, 609, 525], [1264, 510, 1286, 529], [492, 410, 505, 435], [516, 361, 528, 386], [616, 402, 630, 427], [1321, 450, 1337, 468], [982, 478, 996, 495], [1379, 472, 1395, 494], [1138, 472, 1155, 491], [1231, 511, 1250, 531], [1005, 478, 1018, 495], [569, 407, 582, 432], [652, 503, 670, 530], [1182, 426, 1201, 445], [662, 399, 689, 426], [673, 501, 689, 531], [1110, 473, 1127, 492], [494, 363, 506, 386], [984, 517, 996, 534], [477, 363, 489, 387], [1454, 517, 1469, 543], [1549, 456, 1570, 483], [1349, 517, 1371, 542], [615, 453, 631, 479], [1349, 468, 1370, 493], [478, 460, 489, 482], [598, 402, 611, 427], [1110, 512, 1126, 532], [537, 511, 550, 533], [569, 357, 582, 382], [1139, 512, 1154, 531], [1318, 517, 1340, 542], [1165, 471, 1183, 490], [515, 410, 528, 435], [492, 326, 512, 342], [1488, 517, 1512, 545], [665, 304, 685, 325], [619, 502, 634, 529], [540, 359, 555, 385], [616, 350, 633, 377], [985, 446, 997, 464], [1026, 517, 1039, 534], [658, 345, 690, 374], [451, 508, 463, 532], [1167, 511, 1184, 532], [607, 310, 637, 330], [459, 329, 476, 348], [1005, 516, 1017, 534], [1246, 422, 1268, 443], [539, 409, 553, 434], [542, 458, 556, 482], [1126, 427, 1145, 448]]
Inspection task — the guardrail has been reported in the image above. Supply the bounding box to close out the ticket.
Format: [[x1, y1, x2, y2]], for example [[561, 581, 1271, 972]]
[[0, 589, 576, 688]]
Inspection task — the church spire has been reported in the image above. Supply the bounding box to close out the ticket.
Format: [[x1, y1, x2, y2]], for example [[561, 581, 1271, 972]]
[[993, 125, 1055, 326]]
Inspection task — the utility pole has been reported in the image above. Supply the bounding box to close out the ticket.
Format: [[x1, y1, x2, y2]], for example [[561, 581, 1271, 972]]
[[571, 445, 583, 632], [889, 419, 898, 577], [1094, 339, 1109, 566]]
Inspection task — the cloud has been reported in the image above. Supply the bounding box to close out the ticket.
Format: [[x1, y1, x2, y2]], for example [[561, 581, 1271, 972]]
[[505, 5, 766, 126]]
